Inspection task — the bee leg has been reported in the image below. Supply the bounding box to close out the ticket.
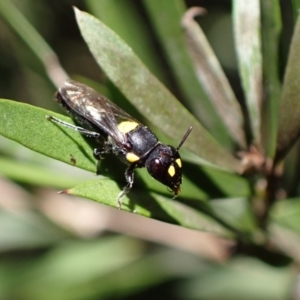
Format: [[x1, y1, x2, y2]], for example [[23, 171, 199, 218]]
[[47, 115, 100, 138], [93, 145, 112, 175], [93, 145, 111, 160], [117, 165, 135, 209]]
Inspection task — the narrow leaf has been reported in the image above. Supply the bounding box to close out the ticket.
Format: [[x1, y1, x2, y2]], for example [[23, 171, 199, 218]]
[[0, 157, 87, 188], [182, 257, 294, 299], [0, 99, 237, 234], [181, 7, 246, 149], [233, 1, 263, 145], [143, 0, 234, 148], [0, 0, 67, 87], [260, 0, 282, 158], [74, 8, 243, 173], [291, 0, 300, 22], [68, 178, 234, 237], [85, 0, 168, 84], [270, 197, 300, 233], [269, 197, 300, 261], [210, 198, 257, 234], [275, 16, 300, 163], [0, 99, 96, 172]]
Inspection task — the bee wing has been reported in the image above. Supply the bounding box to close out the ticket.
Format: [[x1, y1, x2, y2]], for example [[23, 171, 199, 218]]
[[59, 80, 139, 144]]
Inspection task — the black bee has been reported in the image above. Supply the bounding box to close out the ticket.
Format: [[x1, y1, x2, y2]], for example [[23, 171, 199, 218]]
[[47, 80, 192, 209]]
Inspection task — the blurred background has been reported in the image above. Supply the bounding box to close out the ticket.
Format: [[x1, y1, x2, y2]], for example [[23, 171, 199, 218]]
[[0, 0, 297, 299]]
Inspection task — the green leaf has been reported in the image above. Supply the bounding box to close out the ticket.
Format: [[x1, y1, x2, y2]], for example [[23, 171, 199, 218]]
[[275, 16, 300, 163], [181, 256, 294, 300], [180, 6, 246, 149], [260, 0, 282, 158], [3, 237, 143, 300], [84, 0, 168, 85], [0, 157, 89, 188], [233, 1, 263, 145], [68, 178, 234, 236], [268, 198, 300, 259], [74, 8, 243, 173], [0, 135, 94, 188], [0, 210, 70, 251], [202, 166, 251, 198], [0, 99, 96, 172], [210, 198, 257, 234], [143, 0, 237, 149], [291, 0, 300, 22], [270, 197, 300, 233], [0, 0, 67, 87], [0, 99, 235, 235]]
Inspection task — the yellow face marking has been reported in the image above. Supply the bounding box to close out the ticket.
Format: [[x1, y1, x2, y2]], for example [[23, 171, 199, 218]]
[[126, 152, 140, 163], [168, 165, 176, 177], [175, 158, 182, 168], [118, 121, 139, 134]]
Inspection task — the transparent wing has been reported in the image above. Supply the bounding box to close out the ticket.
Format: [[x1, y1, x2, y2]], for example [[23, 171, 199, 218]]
[[58, 79, 139, 144]]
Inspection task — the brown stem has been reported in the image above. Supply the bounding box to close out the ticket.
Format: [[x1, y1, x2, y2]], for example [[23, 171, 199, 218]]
[[258, 163, 283, 228]]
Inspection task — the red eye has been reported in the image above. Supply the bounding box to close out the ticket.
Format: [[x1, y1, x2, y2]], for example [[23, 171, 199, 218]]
[[149, 158, 164, 176]]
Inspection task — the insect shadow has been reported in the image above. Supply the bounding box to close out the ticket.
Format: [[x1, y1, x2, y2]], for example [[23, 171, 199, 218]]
[[96, 155, 179, 221], [47, 117, 96, 167]]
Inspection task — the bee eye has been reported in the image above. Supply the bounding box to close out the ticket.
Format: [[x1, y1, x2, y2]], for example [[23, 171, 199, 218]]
[[149, 158, 164, 176], [146, 155, 181, 186]]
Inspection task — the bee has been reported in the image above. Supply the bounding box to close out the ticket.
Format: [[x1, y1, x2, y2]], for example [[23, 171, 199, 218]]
[[47, 80, 192, 209]]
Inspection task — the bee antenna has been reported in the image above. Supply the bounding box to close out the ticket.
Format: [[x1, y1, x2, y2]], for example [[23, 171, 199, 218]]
[[176, 126, 193, 150]]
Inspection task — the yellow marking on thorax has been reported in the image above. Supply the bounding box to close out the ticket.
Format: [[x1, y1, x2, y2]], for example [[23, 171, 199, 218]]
[[175, 158, 182, 168], [118, 121, 139, 134], [168, 165, 176, 177], [126, 152, 140, 163]]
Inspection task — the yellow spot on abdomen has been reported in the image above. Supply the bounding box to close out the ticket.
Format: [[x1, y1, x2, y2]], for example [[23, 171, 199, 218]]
[[168, 165, 176, 177], [126, 152, 140, 163], [175, 158, 182, 168], [118, 121, 139, 134]]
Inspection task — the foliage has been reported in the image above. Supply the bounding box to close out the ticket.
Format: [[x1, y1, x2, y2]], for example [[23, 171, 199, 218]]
[[0, 0, 300, 299]]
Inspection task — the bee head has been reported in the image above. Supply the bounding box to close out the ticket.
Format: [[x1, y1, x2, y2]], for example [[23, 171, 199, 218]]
[[145, 126, 192, 196], [145, 144, 183, 195]]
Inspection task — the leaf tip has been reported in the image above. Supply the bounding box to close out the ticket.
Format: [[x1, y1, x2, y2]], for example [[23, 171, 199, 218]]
[[73, 6, 82, 20], [58, 189, 69, 195]]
